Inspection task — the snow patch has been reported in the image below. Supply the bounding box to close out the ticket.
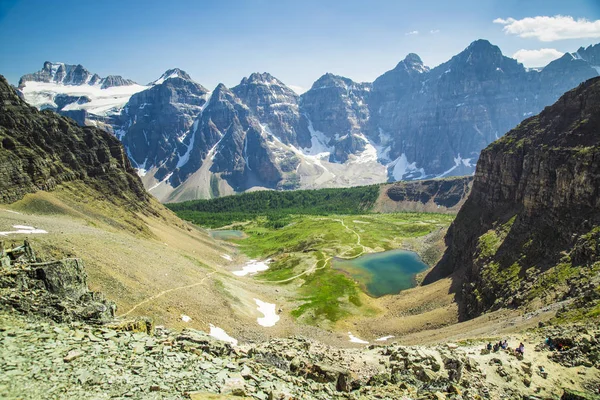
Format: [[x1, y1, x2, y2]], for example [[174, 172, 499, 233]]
[[300, 119, 333, 157], [232, 259, 270, 276], [348, 332, 369, 344], [254, 298, 280, 327], [181, 315, 192, 323], [0, 225, 48, 236], [209, 324, 238, 346], [221, 254, 233, 261], [436, 154, 473, 178], [388, 154, 425, 181], [1, 209, 21, 215], [375, 335, 395, 342], [349, 134, 378, 164], [176, 119, 199, 169]]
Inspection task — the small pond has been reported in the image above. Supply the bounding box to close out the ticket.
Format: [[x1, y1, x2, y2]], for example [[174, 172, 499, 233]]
[[332, 249, 428, 297], [209, 230, 245, 240]]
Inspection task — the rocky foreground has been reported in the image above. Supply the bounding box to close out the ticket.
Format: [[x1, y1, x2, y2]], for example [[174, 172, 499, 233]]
[[1, 312, 600, 400], [1, 242, 600, 399]]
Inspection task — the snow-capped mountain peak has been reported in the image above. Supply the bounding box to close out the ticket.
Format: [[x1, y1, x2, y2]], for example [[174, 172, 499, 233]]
[[150, 68, 192, 85]]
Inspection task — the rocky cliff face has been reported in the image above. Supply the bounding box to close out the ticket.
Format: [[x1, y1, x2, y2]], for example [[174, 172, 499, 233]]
[[0, 75, 148, 205], [117, 68, 209, 180], [425, 77, 600, 319], [301, 73, 372, 162], [232, 72, 311, 147]]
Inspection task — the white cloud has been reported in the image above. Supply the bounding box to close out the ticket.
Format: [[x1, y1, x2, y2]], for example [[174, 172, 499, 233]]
[[288, 85, 307, 95], [430, 29, 440, 34], [494, 15, 600, 42], [512, 48, 565, 67], [405, 30, 419, 36]]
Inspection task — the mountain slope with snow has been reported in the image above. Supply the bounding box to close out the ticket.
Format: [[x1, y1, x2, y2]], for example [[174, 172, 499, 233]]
[[17, 40, 600, 201]]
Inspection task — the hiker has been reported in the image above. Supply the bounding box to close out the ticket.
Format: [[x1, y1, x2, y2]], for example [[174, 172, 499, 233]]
[[501, 340, 508, 350], [487, 342, 492, 351], [515, 342, 525, 357], [493, 342, 499, 352]]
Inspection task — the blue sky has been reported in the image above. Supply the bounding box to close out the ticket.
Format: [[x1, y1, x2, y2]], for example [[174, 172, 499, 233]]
[[1, 0, 599, 92]]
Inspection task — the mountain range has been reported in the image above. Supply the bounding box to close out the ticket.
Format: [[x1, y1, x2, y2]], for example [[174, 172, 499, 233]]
[[17, 40, 600, 201]]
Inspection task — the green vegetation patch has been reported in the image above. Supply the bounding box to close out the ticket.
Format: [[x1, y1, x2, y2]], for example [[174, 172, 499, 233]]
[[291, 267, 361, 323], [476, 215, 517, 262]]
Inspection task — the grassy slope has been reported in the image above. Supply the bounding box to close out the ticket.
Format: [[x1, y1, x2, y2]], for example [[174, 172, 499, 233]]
[[0, 182, 277, 339]]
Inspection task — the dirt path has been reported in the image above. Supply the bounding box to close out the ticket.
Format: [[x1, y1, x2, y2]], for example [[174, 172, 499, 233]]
[[119, 271, 217, 317], [258, 256, 332, 284], [333, 218, 369, 257]]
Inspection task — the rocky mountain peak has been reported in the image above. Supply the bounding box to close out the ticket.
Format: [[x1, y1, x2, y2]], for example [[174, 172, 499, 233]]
[[310, 73, 357, 90], [19, 62, 92, 87], [211, 83, 235, 101], [456, 39, 504, 66], [101, 75, 136, 89], [151, 68, 193, 85], [573, 43, 600, 65], [243, 72, 279, 85], [400, 53, 429, 73]]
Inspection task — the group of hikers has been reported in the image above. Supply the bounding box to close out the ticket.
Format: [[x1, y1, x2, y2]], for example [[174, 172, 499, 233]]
[[485, 340, 526, 357], [544, 337, 572, 352]]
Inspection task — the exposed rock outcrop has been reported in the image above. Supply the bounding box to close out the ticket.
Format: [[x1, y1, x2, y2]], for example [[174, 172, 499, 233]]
[[0, 241, 115, 322], [374, 176, 473, 213]]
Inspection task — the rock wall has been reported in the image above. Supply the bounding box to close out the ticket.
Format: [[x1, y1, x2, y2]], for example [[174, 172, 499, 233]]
[[373, 177, 473, 214], [0, 75, 148, 205], [425, 77, 600, 318]]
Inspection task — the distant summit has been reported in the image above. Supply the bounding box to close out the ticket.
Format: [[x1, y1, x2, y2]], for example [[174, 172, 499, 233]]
[[150, 68, 193, 85], [19, 61, 137, 89]]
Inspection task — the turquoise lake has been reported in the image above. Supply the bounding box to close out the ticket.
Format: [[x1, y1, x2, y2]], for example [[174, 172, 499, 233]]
[[332, 249, 428, 297], [209, 230, 245, 240]]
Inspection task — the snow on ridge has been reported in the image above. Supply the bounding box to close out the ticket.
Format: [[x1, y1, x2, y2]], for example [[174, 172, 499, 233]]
[[436, 153, 474, 178], [20, 81, 148, 117], [349, 133, 378, 164], [152, 70, 184, 86]]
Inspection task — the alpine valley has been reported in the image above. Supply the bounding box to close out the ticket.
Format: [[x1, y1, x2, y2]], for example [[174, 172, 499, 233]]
[[17, 40, 600, 201]]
